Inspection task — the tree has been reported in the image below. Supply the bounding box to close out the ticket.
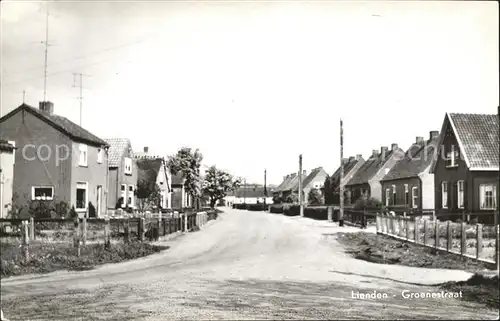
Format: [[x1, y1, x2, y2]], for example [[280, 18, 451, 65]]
[[323, 175, 335, 205], [308, 188, 323, 205], [135, 179, 162, 213], [167, 147, 203, 208], [202, 165, 241, 208]]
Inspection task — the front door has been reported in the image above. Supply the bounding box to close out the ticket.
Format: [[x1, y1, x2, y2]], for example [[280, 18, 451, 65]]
[[96, 186, 102, 217]]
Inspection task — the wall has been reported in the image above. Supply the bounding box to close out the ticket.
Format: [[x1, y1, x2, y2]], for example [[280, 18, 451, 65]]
[[70, 141, 108, 217], [171, 185, 184, 209], [0, 149, 14, 218], [347, 183, 370, 204], [381, 177, 421, 209], [0, 110, 73, 209], [419, 167, 435, 210], [303, 168, 329, 204], [369, 151, 404, 202], [107, 168, 119, 209], [156, 164, 172, 208]]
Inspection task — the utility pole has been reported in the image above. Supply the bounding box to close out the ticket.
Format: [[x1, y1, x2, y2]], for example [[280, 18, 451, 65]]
[[299, 154, 304, 217], [42, 4, 50, 102], [339, 119, 345, 227], [264, 169, 267, 205], [72, 73, 91, 126]]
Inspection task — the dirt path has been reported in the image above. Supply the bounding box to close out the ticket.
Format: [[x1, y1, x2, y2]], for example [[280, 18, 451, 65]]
[[1, 209, 498, 320]]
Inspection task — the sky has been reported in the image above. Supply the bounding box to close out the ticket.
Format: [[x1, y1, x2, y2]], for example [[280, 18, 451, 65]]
[[1, 1, 498, 186]]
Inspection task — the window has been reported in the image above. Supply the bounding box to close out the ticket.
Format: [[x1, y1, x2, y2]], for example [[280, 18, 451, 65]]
[[411, 186, 418, 209], [385, 188, 391, 206], [404, 184, 409, 206], [78, 144, 88, 166], [128, 185, 135, 208], [446, 145, 459, 167], [313, 181, 322, 189], [479, 184, 497, 210], [120, 184, 126, 208], [442, 181, 448, 209], [8, 140, 15, 164], [392, 185, 396, 205], [31, 186, 54, 200], [124, 157, 132, 175], [97, 148, 103, 164], [457, 180, 464, 209], [76, 182, 88, 210]]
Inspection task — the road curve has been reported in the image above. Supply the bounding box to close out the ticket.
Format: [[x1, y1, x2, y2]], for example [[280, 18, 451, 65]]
[[1, 209, 498, 320]]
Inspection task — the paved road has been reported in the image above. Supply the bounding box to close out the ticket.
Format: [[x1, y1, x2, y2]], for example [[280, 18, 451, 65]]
[[1, 209, 498, 320]]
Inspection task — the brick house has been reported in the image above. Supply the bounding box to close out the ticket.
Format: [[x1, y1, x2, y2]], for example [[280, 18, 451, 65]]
[[104, 138, 138, 211], [233, 184, 273, 204], [0, 102, 109, 217], [136, 156, 172, 210], [292, 167, 329, 204], [0, 140, 16, 218], [430, 112, 499, 222], [324, 155, 365, 205], [273, 173, 300, 201], [381, 131, 439, 211], [344, 144, 405, 204]]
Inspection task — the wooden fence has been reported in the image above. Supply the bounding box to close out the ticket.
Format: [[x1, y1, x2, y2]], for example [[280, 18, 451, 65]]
[[0, 211, 217, 258], [376, 213, 498, 266]]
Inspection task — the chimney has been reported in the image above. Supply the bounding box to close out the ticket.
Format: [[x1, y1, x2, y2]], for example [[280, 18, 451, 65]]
[[391, 143, 398, 151], [39, 101, 54, 114], [372, 149, 378, 157], [380, 146, 388, 159], [143, 146, 149, 154], [429, 131, 439, 140], [416, 136, 424, 144], [342, 158, 349, 164], [349, 156, 355, 162], [356, 154, 362, 160]]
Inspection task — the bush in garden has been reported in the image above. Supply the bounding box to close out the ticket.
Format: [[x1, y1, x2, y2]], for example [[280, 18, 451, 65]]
[[269, 205, 284, 213], [353, 196, 383, 210]]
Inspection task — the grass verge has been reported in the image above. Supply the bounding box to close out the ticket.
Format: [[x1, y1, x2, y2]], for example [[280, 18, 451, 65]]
[[0, 241, 169, 278], [336, 232, 498, 309]]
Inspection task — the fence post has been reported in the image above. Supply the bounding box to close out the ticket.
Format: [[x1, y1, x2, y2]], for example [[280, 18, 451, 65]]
[[74, 218, 81, 257], [184, 214, 188, 232], [460, 221, 467, 256], [22, 220, 29, 262], [104, 218, 111, 249], [424, 219, 429, 245], [327, 206, 333, 222], [139, 218, 145, 241], [405, 218, 410, 240], [82, 217, 87, 246], [476, 223, 483, 259], [29, 217, 35, 241], [124, 219, 130, 243], [376, 214, 380, 233], [447, 221, 452, 252], [435, 220, 440, 249], [415, 218, 420, 244]]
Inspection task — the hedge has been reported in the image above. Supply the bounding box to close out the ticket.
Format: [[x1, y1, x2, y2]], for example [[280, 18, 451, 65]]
[[232, 203, 269, 211]]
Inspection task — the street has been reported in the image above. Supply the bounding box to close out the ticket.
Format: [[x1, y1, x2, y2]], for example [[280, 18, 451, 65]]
[[1, 208, 498, 320]]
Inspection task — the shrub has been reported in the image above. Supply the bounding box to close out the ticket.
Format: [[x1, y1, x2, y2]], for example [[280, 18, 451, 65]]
[[272, 194, 283, 204], [247, 204, 268, 211], [353, 196, 383, 210], [283, 204, 299, 216], [88, 202, 96, 218], [69, 205, 78, 218], [285, 194, 298, 204], [115, 197, 124, 209], [269, 205, 284, 213], [308, 188, 323, 205]]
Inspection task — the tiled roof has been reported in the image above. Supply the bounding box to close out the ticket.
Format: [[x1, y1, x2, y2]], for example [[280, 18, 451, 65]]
[[274, 174, 295, 192], [104, 138, 132, 168], [136, 158, 163, 184], [234, 185, 270, 198], [346, 148, 403, 186], [282, 173, 300, 192], [330, 158, 362, 191], [0, 139, 15, 151], [382, 137, 439, 181], [0, 104, 108, 147], [449, 113, 499, 169], [292, 167, 328, 191]]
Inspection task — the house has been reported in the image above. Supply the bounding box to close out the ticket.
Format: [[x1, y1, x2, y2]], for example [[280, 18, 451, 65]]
[[232, 184, 273, 204], [273, 173, 301, 201], [136, 156, 172, 210], [344, 144, 405, 204], [381, 131, 439, 211], [170, 171, 193, 209], [430, 112, 499, 222], [324, 155, 365, 205], [104, 138, 138, 212], [0, 102, 109, 217], [0, 140, 16, 218], [291, 167, 329, 203]]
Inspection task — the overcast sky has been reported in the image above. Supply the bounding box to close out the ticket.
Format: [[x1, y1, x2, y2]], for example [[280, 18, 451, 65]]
[[1, 1, 498, 185]]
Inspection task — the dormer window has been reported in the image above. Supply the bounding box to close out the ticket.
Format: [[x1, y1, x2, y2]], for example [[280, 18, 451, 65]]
[[446, 145, 459, 168], [124, 157, 132, 175]]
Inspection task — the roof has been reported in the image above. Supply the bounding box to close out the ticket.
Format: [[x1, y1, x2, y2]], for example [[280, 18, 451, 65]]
[[274, 174, 295, 192], [104, 138, 132, 168], [346, 148, 403, 186], [441, 113, 499, 171], [136, 158, 163, 184], [0, 139, 15, 152], [0, 104, 108, 147], [382, 136, 439, 181], [292, 167, 328, 191], [282, 173, 300, 192], [234, 186, 270, 198], [330, 158, 363, 191]]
